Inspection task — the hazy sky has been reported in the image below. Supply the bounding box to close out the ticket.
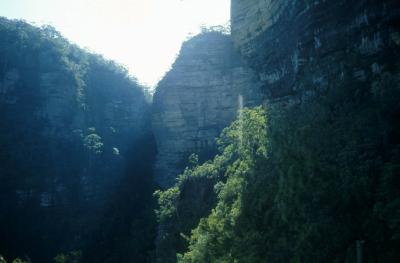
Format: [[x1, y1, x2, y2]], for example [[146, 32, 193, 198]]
[[0, 0, 230, 87]]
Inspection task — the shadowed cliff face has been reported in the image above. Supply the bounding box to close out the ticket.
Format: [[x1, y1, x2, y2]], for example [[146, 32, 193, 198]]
[[152, 31, 262, 188], [231, 0, 400, 98], [0, 18, 156, 262]]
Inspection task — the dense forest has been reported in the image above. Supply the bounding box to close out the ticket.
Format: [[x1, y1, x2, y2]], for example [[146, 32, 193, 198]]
[[0, 18, 157, 262], [156, 72, 400, 262], [1, 0, 400, 262]]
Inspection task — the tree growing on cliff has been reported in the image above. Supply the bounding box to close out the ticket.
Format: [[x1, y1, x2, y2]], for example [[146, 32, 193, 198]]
[[158, 68, 400, 262]]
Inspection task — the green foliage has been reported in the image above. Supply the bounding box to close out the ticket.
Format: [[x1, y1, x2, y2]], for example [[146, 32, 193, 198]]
[[199, 25, 230, 35], [54, 251, 81, 263], [0, 256, 30, 263], [177, 107, 268, 263], [155, 107, 268, 262], [12, 259, 29, 263], [155, 187, 180, 222], [83, 128, 104, 154], [188, 154, 199, 168], [159, 68, 400, 262]]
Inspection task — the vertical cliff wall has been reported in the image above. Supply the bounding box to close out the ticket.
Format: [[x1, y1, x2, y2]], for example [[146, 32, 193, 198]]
[[152, 31, 262, 188], [154, 1, 400, 262], [0, 18, 155, 262], [231, 0, 400, 99]]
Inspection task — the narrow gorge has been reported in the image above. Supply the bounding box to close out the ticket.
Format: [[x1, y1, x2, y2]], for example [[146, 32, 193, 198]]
[[0, 0, 400, 262]]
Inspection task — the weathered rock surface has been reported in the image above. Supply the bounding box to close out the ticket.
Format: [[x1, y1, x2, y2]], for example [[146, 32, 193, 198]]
[[231, 0, 400, 99], [0, 18, 154, 261], [152, 31, 262, 188], [0, 57, 150, 205]]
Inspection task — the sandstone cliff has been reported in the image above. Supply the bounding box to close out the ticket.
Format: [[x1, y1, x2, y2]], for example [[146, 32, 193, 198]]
[[152, 31, 262, 188], [154, 1, 400, 262], [231, 0, 400, 99], [0, 18, 155, 261]]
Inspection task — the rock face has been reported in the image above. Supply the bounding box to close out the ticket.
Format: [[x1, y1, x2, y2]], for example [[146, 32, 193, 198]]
[[0, 18, 154, 262], [0, 51, 150, 206], [152, 31, 262, 188], [231, 0, 400, 99]]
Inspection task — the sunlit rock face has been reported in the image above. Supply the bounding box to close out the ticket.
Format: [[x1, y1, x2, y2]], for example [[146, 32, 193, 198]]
[[152, 31, 262, 188], [231, 0, 400, 99]]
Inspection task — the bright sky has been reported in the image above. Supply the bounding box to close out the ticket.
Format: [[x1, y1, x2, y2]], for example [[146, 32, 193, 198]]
[[0, 0, 230, 88]]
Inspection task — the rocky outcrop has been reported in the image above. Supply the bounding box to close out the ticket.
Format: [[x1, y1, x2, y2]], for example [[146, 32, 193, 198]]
[[152, 31, 262, 188], [231, 0, 400, 99]]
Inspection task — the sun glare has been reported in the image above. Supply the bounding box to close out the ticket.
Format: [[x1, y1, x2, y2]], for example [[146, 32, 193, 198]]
[[0, 0, 231, 88]]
